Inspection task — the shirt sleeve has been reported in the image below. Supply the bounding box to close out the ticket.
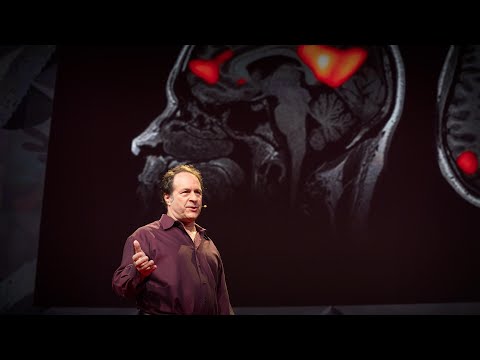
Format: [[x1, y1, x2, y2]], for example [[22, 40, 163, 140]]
[[216, 258, 235, 315], [112, 235, 146, 300]]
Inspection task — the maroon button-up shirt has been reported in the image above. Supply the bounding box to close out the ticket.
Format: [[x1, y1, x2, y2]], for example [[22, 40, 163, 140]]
[[112, 214, 234, 315]]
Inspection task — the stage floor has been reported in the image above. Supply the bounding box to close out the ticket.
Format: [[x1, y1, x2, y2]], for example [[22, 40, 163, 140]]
[[7, 302, 479, 315]]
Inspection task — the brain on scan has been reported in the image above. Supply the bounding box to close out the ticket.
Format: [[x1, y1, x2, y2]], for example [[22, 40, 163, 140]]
[[438, 45, 480, 208], [132, 45, 406, 230]]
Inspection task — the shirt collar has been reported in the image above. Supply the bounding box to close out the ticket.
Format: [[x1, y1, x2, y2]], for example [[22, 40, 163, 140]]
[[159, 214, 177, 230], [159, 214, 210, 240]]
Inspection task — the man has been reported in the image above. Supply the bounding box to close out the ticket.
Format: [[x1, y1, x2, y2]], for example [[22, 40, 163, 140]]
[[112, 164, 234, 315]]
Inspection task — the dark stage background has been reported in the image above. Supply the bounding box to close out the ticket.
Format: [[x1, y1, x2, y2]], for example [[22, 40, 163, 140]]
[[33, 45, 480, 308]]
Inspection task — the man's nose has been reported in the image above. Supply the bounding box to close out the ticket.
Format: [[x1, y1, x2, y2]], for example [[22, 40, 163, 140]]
[[189, 193, 201, 201]]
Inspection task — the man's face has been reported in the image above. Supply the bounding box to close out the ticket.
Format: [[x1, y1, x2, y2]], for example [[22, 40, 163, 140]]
[[165, 172, 203, 224]]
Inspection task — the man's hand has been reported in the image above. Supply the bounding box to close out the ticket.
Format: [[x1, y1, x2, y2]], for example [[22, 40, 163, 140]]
[[132, 240, 157, 278]]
